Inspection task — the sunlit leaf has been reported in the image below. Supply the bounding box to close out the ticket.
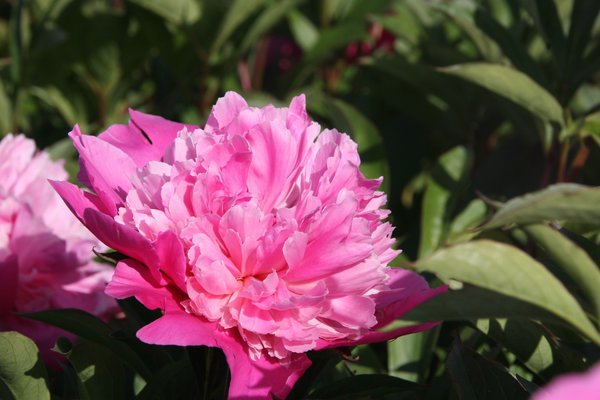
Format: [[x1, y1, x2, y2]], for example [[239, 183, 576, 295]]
[[414, 240, 600, 344], [0, 332, 50, 400], [440, 63, 564, 125]]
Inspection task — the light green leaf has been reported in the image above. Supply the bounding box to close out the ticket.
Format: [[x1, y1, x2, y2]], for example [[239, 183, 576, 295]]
[[240, 0, 301, 53], [0, 80, 12, 134], [387, 327, 439, 383], [484, 184, 600, 229], [287, 10, 318, 50], [129, 0, 201, 25], [0, 332, 50, 400], [448, 199, 487, 243], [524, 224, 600, 323], [415, 240, 600, 344], [440, 62, 564, 125], [419, 146, 470, 257], [211, 0, 266, 52]]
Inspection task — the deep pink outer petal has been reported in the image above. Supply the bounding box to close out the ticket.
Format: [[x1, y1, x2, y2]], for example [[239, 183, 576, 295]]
[[50, 181, 158, 273], [0, 255, 18, 315], [137, 312, 311, 399], [99, 110, 198, 167], [105, 260, 181, 312], [69, 125, 137, 216]]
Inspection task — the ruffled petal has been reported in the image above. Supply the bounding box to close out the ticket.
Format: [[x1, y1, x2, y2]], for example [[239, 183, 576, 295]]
[[153, 231, 187, 291], [69, 125, 137, 215]]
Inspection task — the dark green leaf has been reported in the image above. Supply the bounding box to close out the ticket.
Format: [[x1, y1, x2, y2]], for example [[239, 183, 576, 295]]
[[309, 374, 423, 399], [447, 341, 530, 400], [21, 309, 152, 379], [66, 340, 129, 400]]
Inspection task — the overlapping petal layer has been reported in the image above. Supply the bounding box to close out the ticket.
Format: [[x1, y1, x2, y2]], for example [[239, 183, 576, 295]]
[[55, 94, 445, 398]]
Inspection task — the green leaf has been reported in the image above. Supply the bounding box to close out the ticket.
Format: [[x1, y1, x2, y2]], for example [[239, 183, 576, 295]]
[[432, 4, 505, 63], [65, 340, 128, 400], [523, 224, 600, 322], [526, 0, 566, 72], [309, 374, 423, 399], [472, 9, 545, 85], [0, 332, 50, 400], [287, 10, 318, 51], [0, 80, 12, 134], [22, 309, 152, 379], [563, 0, 600, 97], [211, 0, 266, 52], [30, 86, 81, 128], [477, 319, 553, 374], [414, 240, 600, 344], [440, 62, 564, 125], [483, 184, 600, 229], [419, 146, 470, 257], [447, 341, 530, 400], [387, 327, 439, 383], [403, 286, 561, 324], [135, 360, 194, 400], [325, 98, 390, 192], [448, 199, 488, 243], [128, 0, 201, 25], [240, 0, 302, 53]]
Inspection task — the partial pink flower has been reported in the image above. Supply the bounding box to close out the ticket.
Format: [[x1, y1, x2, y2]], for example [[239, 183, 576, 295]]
[[532, 363, 600, 400], [53, 92, 446, 399], [0, 134, 116, 362]]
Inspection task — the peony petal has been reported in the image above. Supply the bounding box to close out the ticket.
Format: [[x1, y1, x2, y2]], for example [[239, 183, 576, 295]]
[[69, 125, 137, 215], [153, 231, 187, 291], [373, 269, 448, 329], [51, 181, 159, 277], [225, 346, 311, 400], [128, 109, 198, 161], [136, 312, 310, 399], [315, 321, 440, 350], [105, 259, 180, 312], [205, 91, 248, 132]]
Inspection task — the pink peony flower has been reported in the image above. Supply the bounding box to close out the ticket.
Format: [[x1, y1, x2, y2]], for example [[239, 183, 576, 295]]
[[0, 134, 116, 361], [53, 92, 446, 399], [532, 363, 600, 400]]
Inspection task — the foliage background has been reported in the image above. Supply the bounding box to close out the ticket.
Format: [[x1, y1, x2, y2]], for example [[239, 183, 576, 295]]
[[1, 0, 600, 398]]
